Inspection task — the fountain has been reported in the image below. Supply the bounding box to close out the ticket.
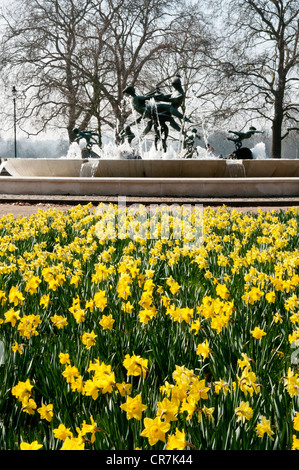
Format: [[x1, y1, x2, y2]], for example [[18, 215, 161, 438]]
[[0, 77, 299, 198]]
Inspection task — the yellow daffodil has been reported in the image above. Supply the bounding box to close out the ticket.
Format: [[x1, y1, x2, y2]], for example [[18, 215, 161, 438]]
[[11, 378, 34, 402], [235, 401, 253, 423], [216, 283, 230, 300], [120, 394, 147, 420], [166, 276, 181, 295], [99, 314, 115, 330], [20, 441, 43, 450], [94, 290, 108, 311], [53, 424, 73, 441], [123, 353, 148, 379], [21, 397, 37, 415], [59, 353, 71, 365], [40, 294, 50, 309], [62, 365, 80, 384], [284, 368, 299, 397], [166, 428, 187, 450], [196, 339, 211, 361], [140, 417, 171, 446], [292, 435, 299, 450], [115, 382, 132, 397], [251, 326, 267, 339], [51, 314, 68, 329], [255, 416, 274, 439], [8, 286, 25, 307], [81, 330, 97, 349], [80, 415, 99, 444], [37, 403, 54, 422], [265, 291, 276, 303], [60, 436, 85, 450], [11, 340, 24, 355], [4, 308, 20, 327], [214, 379, 230, 395], [156, 397, 180, 422], [293, 413, 299, 431]]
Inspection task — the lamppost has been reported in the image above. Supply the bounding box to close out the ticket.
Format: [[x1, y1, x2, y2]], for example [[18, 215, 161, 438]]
[[12, 86, 17, 158]]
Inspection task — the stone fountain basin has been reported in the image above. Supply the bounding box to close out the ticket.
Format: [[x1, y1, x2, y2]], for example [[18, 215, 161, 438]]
[[2, 157, 299, 178], [243, 159, 299, 177], [84, 159, 229, 177], [3, 158, 88, 177], [88, 158, 299, 178], [4, 158, 228, 178]]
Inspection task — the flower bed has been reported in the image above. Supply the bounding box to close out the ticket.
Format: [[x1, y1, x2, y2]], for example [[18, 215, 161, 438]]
[[1, 203, 299, 450]]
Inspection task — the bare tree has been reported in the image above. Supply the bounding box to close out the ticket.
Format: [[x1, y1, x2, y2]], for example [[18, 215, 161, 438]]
[[1, 0, 208, 145], [0, 0, 101, 142], [92, 0, 198, 135], [106, 0, 215, 142], [209, 0, 299, 158], [147, 5, 215, 116]]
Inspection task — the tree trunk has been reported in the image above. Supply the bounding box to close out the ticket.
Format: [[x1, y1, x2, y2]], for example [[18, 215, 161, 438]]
[[271, 73, 286, 158], [96, 118, 102, 148], [271, 104, 283, 159], [67, 122, 77, 143], [271, 34, 286, 159]]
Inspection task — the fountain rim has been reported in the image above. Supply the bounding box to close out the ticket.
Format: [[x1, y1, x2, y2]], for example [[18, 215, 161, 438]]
[[1, 156, 298, 161], [2, 156, 299, 179]]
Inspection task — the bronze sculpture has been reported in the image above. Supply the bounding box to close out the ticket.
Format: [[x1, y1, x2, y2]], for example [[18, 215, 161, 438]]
[[73, 128, 99, 149], [227, 126, 264, 150], [150, 74, 186, 114], [123, 77, 192, 152], [118, 125, 135, 145], [227, 126, 264, 160], [183, 128, 201, 158]]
